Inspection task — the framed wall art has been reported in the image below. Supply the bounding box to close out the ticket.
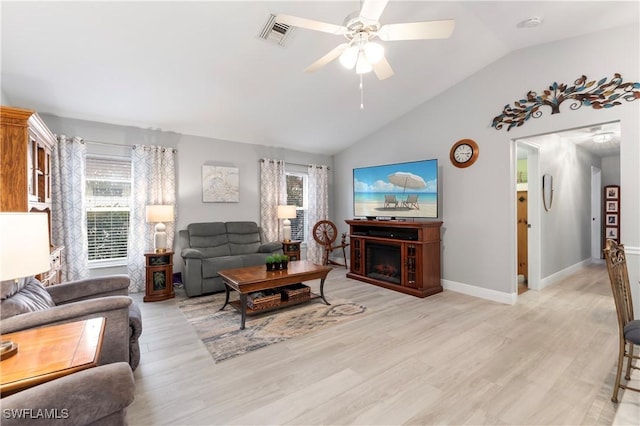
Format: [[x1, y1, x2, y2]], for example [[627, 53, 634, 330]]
[[606, 201, 618, 213], [602, 185, 620, 249], [202, 165, 239, 203]]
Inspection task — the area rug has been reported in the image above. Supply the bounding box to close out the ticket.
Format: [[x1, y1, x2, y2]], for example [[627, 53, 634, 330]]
[[178, 292, 366, 362]]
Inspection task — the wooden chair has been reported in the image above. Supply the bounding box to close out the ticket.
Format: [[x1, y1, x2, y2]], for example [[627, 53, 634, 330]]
[[603, 239, 640, 403], [312, 220, 348, 267]]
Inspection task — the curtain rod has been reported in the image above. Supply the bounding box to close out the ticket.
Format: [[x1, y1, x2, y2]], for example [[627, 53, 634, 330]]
[[260, 158, 330, 170], [85, 139, 176, 153]]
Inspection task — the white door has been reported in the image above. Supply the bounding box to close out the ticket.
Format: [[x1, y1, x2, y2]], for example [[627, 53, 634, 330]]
[[591, 166, 602, 260]]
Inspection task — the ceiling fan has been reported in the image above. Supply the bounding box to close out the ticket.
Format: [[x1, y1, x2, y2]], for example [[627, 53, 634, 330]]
[[276, 0, 455, 80]]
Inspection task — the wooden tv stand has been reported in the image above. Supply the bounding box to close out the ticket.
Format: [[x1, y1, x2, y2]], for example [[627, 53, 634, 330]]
[[345, 220, 442, 298]]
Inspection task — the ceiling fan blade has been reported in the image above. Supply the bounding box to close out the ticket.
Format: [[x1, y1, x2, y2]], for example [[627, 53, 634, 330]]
[[276, 14, 347, 35], [304, 43, 350, 73], [360, 0, 389, 21], [378, 19, 455, 41], [372, 56, 394, 80]]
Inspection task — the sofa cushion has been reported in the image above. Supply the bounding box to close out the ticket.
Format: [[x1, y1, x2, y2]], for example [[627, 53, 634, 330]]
[[241, 253, 272, 267], [202, 256, 244, 278], [0, 276, 56, 319], [226, 221, 262, 255], [187, 222, 231, 256]]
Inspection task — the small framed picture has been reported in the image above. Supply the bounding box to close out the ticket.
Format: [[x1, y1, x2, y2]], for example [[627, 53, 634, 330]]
[[606, 214, 618, 226], [606, 201, 618, 213], [606, 187, 619, 199], [606, 227, 618, 240]]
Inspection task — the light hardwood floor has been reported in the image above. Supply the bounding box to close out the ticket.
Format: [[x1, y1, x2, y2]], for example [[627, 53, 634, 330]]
[[127, 263, 639, 425]]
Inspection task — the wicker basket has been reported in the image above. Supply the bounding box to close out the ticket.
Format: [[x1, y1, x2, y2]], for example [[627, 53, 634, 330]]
[[280, 283, 311, 303], [247, 289, 281, 310]]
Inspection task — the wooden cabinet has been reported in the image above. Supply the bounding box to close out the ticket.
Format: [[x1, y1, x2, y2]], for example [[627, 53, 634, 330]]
[[603, 185, 621, 248], [144, 251, 175, 302], [1, 106, 62, 283], [1, 106, 55, 212], [282, 240, 301, 261], [345, 220, 442, 298]]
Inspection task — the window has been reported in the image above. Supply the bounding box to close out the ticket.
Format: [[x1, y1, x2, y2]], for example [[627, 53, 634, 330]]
[[85, 155, 131, 264], [286, 172, 308, 242]]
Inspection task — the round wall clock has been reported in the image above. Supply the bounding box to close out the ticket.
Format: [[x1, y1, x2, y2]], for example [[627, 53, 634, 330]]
[[450, 139, 479, 168]]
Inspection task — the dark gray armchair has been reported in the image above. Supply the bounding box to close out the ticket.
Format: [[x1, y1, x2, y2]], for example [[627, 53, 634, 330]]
[[1, 362, 135, 426], [0, 275, 142, 370]]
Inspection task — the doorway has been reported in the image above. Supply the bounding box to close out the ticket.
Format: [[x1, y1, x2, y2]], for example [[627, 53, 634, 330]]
[[513, 122, 620, 299], [515, 141, 541, 294]]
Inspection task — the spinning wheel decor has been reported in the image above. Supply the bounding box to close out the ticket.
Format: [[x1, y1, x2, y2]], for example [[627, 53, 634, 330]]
[[312, 220, 349, 267]]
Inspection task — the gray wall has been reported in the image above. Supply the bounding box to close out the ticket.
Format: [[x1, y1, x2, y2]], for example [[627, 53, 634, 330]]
[[601, 155, 621, 187], [333, 24, 640, 301], [40, 114, 333, 275], [538, 136, 601, 277], [1, 87, 12, 104]]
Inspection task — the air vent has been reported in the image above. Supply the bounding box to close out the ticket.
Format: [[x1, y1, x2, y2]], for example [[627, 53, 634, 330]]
[[259, 14, 294, 46]]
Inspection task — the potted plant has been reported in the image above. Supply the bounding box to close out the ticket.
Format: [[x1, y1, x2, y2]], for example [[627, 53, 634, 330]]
[[265, 255, 277, 271], [279, 254, 289, 270]]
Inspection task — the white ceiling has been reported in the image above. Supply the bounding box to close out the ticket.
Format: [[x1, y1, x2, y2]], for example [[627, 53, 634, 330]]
[[2, 1, 638, 155]]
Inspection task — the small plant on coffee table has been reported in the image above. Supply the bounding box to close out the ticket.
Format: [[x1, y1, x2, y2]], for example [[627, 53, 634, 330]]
[[265, 255, 277, 271]]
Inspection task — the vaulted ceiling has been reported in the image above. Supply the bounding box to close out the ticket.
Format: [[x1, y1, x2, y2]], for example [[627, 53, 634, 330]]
[[2, 1, 638, 155]]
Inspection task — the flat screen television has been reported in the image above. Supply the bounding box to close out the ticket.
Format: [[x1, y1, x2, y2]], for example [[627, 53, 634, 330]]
[[353, 159, 438, 219]]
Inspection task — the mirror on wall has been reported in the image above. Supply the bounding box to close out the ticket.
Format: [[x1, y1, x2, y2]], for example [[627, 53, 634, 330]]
[[542, 174, 553, 212]]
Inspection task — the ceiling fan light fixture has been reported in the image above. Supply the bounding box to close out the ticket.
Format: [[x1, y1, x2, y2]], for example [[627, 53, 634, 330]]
[[593, 132, 614, 143], [363, 41, 384, 64], [355, 53, 372, 74], [339, 45, 359, 69]]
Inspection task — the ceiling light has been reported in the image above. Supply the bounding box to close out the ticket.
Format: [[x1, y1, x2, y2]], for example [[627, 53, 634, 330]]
[[339, 45, 359, 69], [355, 52, 372, 74], [518, 16, 543, 28], [363, 42, 384, 64], [593, 132, 614, 143]]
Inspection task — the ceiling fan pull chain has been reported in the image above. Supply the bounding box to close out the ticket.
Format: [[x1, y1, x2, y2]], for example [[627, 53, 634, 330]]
[[360, 74, 364, 109]]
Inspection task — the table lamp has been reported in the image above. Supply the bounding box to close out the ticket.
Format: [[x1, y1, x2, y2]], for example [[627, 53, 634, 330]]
[[0, 212, 51, 360], [277, 205, 297, 242], [145, 205, 174, 253]]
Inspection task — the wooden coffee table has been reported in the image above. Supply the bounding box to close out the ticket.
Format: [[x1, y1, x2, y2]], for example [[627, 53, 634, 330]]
[[1, 317, 105, 397], [218, 260, 332, 329]]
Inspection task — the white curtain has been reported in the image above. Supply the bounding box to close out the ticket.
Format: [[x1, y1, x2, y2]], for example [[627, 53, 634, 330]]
[[127, 145, 177, 292], [307, 164, 330, 264], [51, 135, 89, 281], [260, 159, 286, 242]]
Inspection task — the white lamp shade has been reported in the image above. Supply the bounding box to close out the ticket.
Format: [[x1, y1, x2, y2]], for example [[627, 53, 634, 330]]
[[277, 205, 297, 219], [364, 42, 384, 64], [145, 205, 174, 223], [355, 53, 373, 74], [339, 45, 359, 69], [0, 213, 51, 281]]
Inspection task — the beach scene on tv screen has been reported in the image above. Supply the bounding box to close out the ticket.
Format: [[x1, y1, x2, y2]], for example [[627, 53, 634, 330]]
[[353, 159, 438, 218]]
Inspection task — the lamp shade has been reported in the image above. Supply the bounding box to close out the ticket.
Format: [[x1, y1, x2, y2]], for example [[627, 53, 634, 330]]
[[0, 213, 51, 281], [277, 205, 297, 219], [145, 205, 174, 223]]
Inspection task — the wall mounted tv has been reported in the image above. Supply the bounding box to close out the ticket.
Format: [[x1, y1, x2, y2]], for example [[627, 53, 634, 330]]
[[353, 159, 438, 219]]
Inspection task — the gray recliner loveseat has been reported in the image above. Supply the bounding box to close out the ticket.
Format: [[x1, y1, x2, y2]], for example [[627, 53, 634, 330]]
[[179, 221, 283, 297]]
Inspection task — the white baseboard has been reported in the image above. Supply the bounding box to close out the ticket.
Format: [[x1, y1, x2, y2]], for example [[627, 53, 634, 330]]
[[539, 258, 593, 290], [442, 279, 517, 305]]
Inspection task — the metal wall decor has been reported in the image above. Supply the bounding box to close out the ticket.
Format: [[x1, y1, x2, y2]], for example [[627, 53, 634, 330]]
[[492, 73, 640, 131]]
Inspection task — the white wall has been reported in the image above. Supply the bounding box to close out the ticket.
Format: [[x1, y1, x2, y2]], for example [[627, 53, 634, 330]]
[[334, 24, 640, 305], [39, 114, 333, 275]]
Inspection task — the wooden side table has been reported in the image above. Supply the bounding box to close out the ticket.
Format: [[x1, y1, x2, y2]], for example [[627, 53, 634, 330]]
[[144, 251, 175, 302], [0, 317, 106, 397], [282, 240, 301, 261]]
